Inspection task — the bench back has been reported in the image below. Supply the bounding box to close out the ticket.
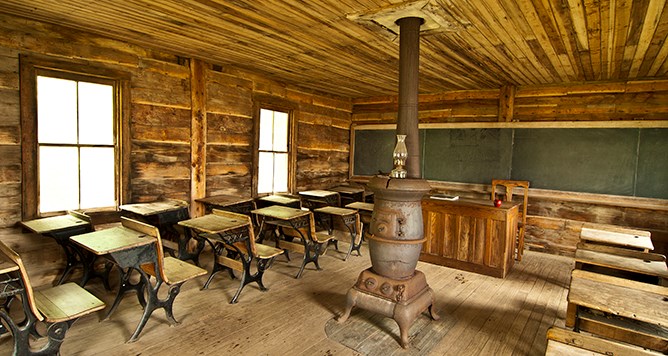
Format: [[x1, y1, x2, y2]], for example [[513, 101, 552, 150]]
[[0, 241, 44, 321], [120, 217, 168, 283], [211, 209, 257, 256]]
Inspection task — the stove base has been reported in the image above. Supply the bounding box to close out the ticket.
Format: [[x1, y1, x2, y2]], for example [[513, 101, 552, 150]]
[[337, 269, 439, 348]]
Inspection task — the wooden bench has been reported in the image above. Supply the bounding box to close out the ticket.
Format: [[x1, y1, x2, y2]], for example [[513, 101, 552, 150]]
[[567, 269, 668, 352], [575, 242, 668, 284], [273, 212, 334, 278], [566, 242, 668, 328], [121, 218, 207, 340], [0, 240, 105, 356], [546, 326, 662, 355], [200, 209, 284, 303]]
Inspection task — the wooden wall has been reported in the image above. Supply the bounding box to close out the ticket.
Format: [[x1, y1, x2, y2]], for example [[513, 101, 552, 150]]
[[352, 82, 668, 257], [0, 13, 351, 286]]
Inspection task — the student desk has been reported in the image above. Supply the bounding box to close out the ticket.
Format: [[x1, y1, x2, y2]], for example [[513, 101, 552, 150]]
[[299, 190, 341, 209], [314, 206, 362, 261], [20, 212, 93, 285], [70, 225, 157, 342], [256, 194, 301, 209], [195, 195, 255, 215], [178, 214, 255, 303], [120, 200, 202, 264], [252, 205, 331, 278], [329, 186, 365, 206], [581, 224, 654, 252]]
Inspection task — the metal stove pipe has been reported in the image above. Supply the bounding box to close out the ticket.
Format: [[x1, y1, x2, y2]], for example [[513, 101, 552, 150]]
[[396, 17, 423, 179]]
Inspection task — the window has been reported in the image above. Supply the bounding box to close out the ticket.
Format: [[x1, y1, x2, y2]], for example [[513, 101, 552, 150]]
[[20, 55, 129, 219], [257, 108, 290, 194], [36, 76, 116, 213]]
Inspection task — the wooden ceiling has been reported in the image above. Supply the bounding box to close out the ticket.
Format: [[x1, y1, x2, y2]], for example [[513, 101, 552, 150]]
[[1, 0, 667, 98]]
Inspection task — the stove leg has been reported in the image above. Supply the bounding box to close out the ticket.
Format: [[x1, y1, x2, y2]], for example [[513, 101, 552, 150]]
[[337, 288, 359, 323]]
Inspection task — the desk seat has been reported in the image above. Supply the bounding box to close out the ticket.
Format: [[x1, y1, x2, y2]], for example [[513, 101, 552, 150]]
[[0, 241, 105, 355]]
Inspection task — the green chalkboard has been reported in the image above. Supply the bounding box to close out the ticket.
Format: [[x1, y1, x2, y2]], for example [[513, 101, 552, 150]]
[[636, 128, 668, 198], [424, 129, 513, 184], [352, 126, 668, 199], [511, 129, 639, 196], [353, 129, 395, 176]]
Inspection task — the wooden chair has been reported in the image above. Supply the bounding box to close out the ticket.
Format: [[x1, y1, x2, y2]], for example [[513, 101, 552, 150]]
[[273, 212, 334, 278], [0, 241, 105, 356], [121, 218, 207, 342], [201, 209, 284, 304], [491, 179, 529, 261]]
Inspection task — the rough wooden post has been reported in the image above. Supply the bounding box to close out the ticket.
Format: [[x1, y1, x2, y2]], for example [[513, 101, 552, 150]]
[[499, 85, 515, 122], [190, 58, 207, 217]]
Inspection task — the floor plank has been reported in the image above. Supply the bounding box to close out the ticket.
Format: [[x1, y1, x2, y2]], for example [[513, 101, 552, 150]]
[[0, 237, 574, 355]]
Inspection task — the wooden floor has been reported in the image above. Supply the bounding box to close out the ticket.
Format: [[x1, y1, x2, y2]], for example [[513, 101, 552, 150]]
[[0, 240, 573, 355]]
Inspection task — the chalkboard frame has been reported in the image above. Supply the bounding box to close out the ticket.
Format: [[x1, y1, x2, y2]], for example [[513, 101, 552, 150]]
[[350, 122, 668, 200]]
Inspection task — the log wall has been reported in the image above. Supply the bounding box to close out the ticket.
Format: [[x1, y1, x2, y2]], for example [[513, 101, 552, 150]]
[[352, 82, 668, 257], [0, 13, 351, 286]]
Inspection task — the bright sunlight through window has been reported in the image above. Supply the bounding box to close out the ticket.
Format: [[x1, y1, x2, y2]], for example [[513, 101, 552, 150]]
[[257, 108, 289, 194], [37, 76, 116, 213]]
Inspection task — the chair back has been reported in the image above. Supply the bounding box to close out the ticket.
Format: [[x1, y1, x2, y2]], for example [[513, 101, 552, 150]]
[[491, 179, 530, 261], [211, 209, 256, 257], [0, 241, 44, 321], [121, 217, 167, 282]]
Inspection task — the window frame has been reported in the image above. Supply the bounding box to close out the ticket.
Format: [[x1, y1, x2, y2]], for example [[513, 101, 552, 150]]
[[251, 97, 297, 196], [20, 55, 131, 220]]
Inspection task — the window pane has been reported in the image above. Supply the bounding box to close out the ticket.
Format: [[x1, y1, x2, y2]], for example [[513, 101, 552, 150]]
[[39, 146, 79, 213], [258, 152, 274, 194], [80, 147, 115, 209], [79, 82, 114, 145], [274, 153, 288, 193], [37, 76, 77, 144], [259, 109, 273, 151], [273, 111, 288, 152]]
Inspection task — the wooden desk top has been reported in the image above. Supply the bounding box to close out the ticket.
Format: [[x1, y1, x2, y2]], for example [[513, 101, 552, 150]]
[[70, 226, 154, 255], [252, 205, 309, 220], [195, 195, 253, 207], [583, 222, 651, 237], [178, 214, 249, 234], [258, 195, 300, 205], [298, 190, 338, 198], [575, 249, 668, 279], [119, 200, 188, 216], [568, 269, 668, 327], [345, 202, 374, 212], [20, 214, 90, 234], [329, 186, 364, 194], [314, 206, 356, 216], [581, 227, 654, 251]]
